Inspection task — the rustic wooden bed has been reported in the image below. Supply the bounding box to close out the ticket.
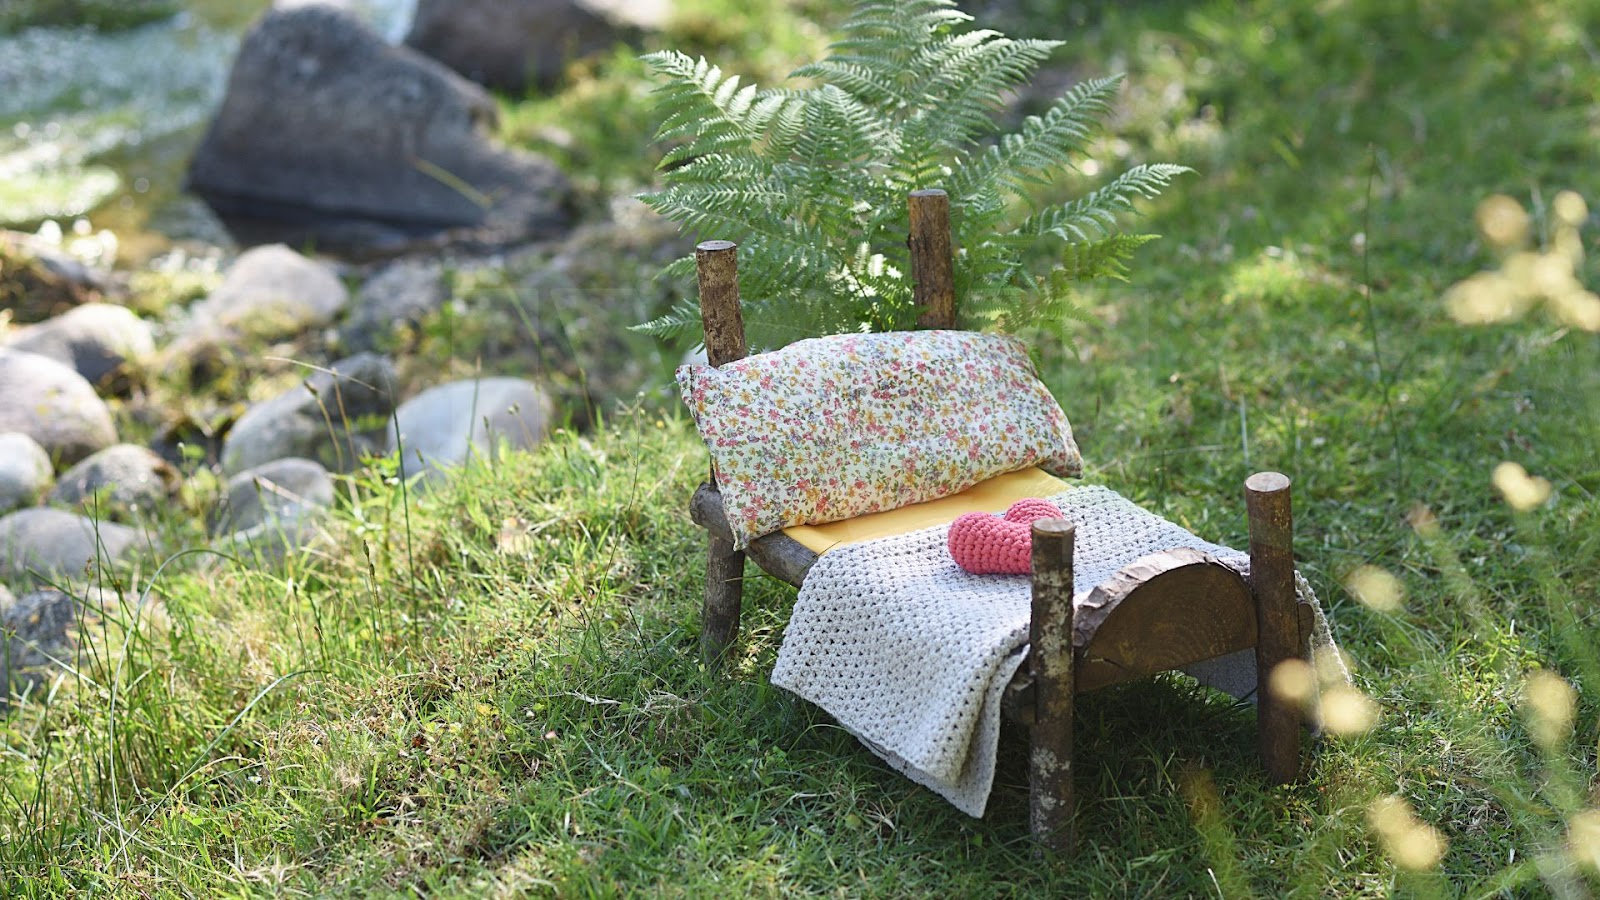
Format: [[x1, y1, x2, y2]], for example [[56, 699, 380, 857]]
[[685, 189, 1314, 851]]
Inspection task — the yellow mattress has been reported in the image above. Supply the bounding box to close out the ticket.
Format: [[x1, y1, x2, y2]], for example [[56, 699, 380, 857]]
[[781, 467, 1070, 554]]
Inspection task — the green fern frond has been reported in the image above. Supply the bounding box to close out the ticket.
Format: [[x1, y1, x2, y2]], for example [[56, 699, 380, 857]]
[[630, 296, 705, 339], [637, 0, 1186, 349], [947, 75, 1123, 204], [1014, 163, 1193, 241]]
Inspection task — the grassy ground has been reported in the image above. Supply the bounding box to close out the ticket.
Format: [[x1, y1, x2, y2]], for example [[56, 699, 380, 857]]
[[4, 0, 1600, 895]]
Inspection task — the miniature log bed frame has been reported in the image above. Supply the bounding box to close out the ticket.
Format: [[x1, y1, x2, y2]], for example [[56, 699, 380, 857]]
[[686, 189, 1314, 852]]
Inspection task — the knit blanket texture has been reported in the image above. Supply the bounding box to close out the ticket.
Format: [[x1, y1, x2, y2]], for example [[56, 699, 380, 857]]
[[769, 485, 1342, 817]]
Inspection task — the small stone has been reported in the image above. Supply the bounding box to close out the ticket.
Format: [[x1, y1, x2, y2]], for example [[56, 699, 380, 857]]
[[178, 244, 348, 349], [0, 507, 141, 587], [0, 349, 118, 466], [388, 377, 550, 479], [340, 259, 448, 353], [219, 353, 398, 475], [1, 589, 76, 707], [0, 231, 108, 324], [49, 444, 179, 519], [3, 303, 155, 392], [211, 456, 334, 536], [0, 433, 53, 514]]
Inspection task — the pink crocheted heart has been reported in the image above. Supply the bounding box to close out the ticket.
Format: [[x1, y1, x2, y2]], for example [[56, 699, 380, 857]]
[[948, 500, 1064, 575], [1003, 497, 1067, 526]]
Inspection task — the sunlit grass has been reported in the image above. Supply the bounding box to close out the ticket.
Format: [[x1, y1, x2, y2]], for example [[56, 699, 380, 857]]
[[3, 0, 1600, 896]]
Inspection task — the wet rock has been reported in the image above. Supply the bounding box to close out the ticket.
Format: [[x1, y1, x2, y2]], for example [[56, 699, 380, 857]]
[[177, 244, 347, 349], [388, 377, 550, 478], [0, 433, 53, 514], [49, 444, 179, 519], [219, 352, 398, 475], [3, 302, 154, 392], [0, 507, 141, 586], [405, 0, 670, 93], [0, 231, 108, 324], [0, 349, 117, 466], [340, 259, 448, 353], [1, 588, 75, 707], [186, 5, 573, 257], [211, 456, 334, 535]]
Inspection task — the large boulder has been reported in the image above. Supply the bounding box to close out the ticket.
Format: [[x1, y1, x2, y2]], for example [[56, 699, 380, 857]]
[[219, 352, 398, 475], [0, 508, 141, 586], [404, 0, 671, 93], [49, 444, 179, 519], [3, 302, 154, 391], [0, 349, 117, 466], [186, 5, 573, 256], [0, 433, 53, 514], [388, 377, 550, 478], [176, 244, 348, 349]]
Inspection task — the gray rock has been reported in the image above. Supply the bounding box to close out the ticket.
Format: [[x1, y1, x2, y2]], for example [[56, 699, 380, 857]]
[[49, 444, 179, 519], [0, 231, 110, 324], [213, 513, 326, 568], [0, 507, 141, 586], [219, 352, 398, 475], [1, 589, 76, 707], [211, 456, 334, 536], [388, 377, 550, 478], [4, 303, 155, 391], [340, 259, 447, 353], [179, 244, 347, 348], [0, 433, 53, 514], [186, 5, 573, 257], [405, 0, 670, 92], [0, 349, 117, 466]]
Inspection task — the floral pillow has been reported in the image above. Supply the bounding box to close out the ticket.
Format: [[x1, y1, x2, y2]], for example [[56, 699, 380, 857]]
[[676, 330, 1082, 549]]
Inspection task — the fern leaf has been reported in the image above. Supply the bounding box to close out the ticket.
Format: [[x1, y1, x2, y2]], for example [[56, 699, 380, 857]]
[[1013, 163, 1193, 241], [630, 296, 704, 339]]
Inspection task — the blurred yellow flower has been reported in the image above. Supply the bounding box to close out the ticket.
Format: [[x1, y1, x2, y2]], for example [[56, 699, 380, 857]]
[[1493, 461, 1552, 512], [1476, 194, 1530, 249], [1368, 794, 1449, 870], [1569, 809, 1600, 872], [1321, 684, 1378, 736], [1269, 658, 1315, 708], [1448, 192, 1597, 333], [1345, 565, 1404, 612], [1522, 669, 1576, 750]]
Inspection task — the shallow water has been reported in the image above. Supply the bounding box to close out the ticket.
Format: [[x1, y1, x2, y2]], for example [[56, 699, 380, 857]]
[[0, 0, 416, 260]]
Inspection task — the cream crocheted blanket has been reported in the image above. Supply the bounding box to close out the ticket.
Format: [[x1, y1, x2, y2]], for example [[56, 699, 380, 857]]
[[770, 485, 1343, 817]]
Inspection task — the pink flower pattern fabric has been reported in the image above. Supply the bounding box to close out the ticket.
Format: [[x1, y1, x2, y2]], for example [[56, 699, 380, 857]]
[[676, 330, 1083, 549]]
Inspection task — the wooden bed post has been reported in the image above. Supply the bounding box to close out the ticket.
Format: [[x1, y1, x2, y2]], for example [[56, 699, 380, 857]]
[[696, 240, 749, 668], [1245, 472, 1300, 783], [909, 189, 956, 330], [1029, 519, 1077, 853]]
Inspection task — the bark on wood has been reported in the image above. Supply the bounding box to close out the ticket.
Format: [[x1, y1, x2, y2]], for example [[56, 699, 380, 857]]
[[909, 189, 956, 330], [1246, 471, 1301, 783], [1073, 549, 1255, 692], [695, 240, 748, 367], [1003, 548, 1256, 723], [690, 482, 817, 586], [703, 536, 745, 667], [694, 240, 749, 667], [1029, 518, 1076, 854]]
